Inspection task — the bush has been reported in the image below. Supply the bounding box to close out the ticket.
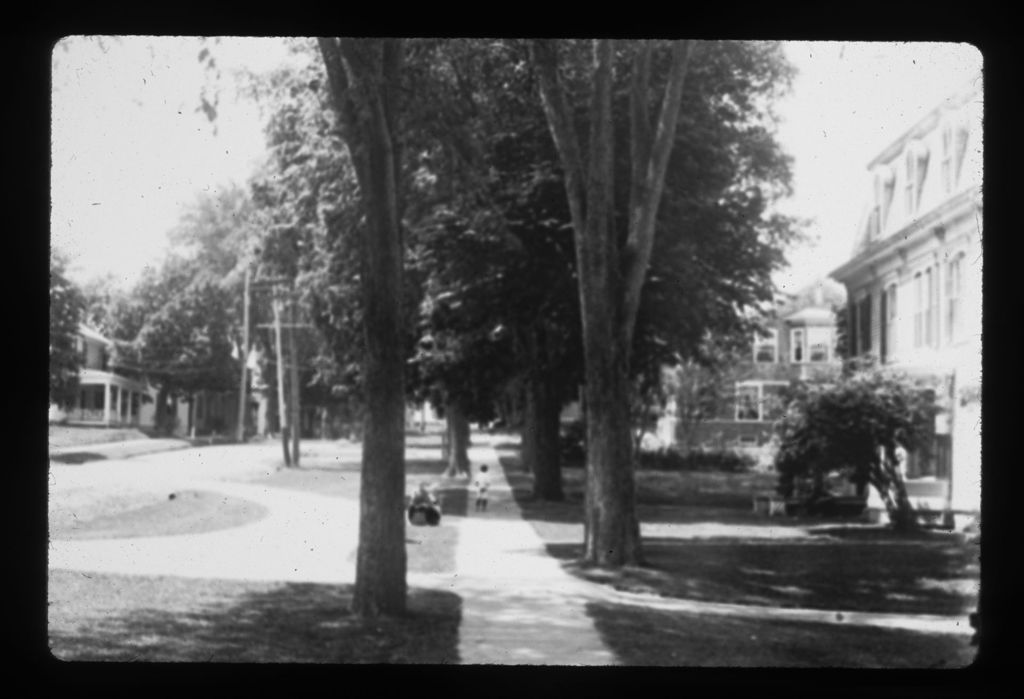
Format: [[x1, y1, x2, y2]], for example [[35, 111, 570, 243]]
[[638, 449, 754, 472]]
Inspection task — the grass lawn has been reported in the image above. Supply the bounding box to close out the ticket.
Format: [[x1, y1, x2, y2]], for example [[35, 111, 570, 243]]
[[49, 490, 269, 540], [48, 435, 467, 664], [247, 451, 470, 575], [49, 425, 151, 448], [496, 451, 980, 618], [585, 601, 976, 667], [48, 569, 460, 663]]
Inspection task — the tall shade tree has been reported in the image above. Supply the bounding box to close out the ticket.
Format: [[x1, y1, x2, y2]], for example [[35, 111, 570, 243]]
[[532, 39, 694, 567], [317, 37, 407, 618]]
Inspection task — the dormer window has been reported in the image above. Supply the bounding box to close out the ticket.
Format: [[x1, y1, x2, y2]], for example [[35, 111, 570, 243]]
[[904, 150, 916, 215], [903, 141, 929, 216], [954, 112, 970, 185], [872, 165, 895, 236], [753, 329, 778, 363], [941, 122, 954, 193]]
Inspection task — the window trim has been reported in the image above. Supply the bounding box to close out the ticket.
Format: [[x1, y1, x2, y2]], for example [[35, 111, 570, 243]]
[[753, 328, 778, 364], [806, 326, 832, 363], [735, 380, 789, 422], [790, 328, 806, 364], [945, 253, 963, 345]]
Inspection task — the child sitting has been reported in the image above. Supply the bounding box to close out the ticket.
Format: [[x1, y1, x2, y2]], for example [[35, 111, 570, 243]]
[[408, 482, 442, 526]]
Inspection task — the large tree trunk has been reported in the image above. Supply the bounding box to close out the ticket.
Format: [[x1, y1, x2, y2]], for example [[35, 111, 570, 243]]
[[523, 373, 564, 501], [443, 399, 471, 478], [582, 357, 642, 565], [319, 37, 407, 618]]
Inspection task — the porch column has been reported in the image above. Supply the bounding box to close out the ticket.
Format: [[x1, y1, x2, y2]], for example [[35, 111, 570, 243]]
[[116, 386, 124, 426], [103, 382, 111, 425]]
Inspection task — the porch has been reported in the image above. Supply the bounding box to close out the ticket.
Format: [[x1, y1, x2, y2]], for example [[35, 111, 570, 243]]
[[66, 370, 151, 427]]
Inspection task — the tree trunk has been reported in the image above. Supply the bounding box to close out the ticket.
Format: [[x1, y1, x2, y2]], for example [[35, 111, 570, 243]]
[[154, 386, 169, 435], [273, 295, 291, 467], [288, 305, 301, 466], [533, 39, 691, 569], [443, 399, 471, 478], [523, 373, 564, 501], [581, 338, 643, 566], [319, 37, 407, 618]]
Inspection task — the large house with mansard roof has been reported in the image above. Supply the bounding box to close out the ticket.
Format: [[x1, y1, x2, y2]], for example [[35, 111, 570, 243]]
[[830, 73, 982, 527]]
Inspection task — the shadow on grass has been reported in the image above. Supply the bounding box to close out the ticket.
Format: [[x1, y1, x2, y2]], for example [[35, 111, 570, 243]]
[[584, 600, 977, 667], [51, 490, 270, 541], [49, 571, 461, 664], [547, 537, 979, 616], [50, 452, 108, 465]]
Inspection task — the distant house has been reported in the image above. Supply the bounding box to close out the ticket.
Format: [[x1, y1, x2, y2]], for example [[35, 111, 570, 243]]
[[830, 74, 982, 526], [50, 324, 249, 438], [51, 324, 153, 427], [658, 280, 845, 466]]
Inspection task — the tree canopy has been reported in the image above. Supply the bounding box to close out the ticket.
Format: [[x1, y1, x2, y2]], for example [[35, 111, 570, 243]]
[[49, 250, 85, 407]]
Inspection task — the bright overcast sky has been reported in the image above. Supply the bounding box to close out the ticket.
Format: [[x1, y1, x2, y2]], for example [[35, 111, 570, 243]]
[[50, 38, 983, 293]]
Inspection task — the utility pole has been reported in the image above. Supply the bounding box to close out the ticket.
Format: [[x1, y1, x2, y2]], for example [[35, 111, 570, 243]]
[[288, 296, 301, 466], [273, 290, 291, 466], [236, 267, 250, 443]]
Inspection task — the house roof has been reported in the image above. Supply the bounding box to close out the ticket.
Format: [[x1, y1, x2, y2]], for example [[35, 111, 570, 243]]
[[781, 307, 834, 326], [78, 324, 111, 344]]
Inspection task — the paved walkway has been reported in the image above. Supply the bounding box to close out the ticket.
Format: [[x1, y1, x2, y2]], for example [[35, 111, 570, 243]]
[[422, 441, 617, 664], [48, 436, 972, 666]]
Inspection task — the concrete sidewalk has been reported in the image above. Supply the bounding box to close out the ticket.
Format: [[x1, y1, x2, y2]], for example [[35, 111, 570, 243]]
[[434, 440, 618, 665]]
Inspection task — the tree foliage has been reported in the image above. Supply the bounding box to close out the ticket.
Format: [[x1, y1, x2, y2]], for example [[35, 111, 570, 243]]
[[774, 365, 939, 530], [49, 250, 85, 406]]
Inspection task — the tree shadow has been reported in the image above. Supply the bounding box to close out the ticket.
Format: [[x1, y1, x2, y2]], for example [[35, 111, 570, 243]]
[[547, 536, 979, 616], [584, 601, 977, 667], [50, 452, 108, 465], [49, 577, 462, 664]]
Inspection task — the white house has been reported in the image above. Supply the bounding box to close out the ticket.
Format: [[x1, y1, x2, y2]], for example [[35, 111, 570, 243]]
[[51, 324, 154, 427], [830, 73, 982, 527]]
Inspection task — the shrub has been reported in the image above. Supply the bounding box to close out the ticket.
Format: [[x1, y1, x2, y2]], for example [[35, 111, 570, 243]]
[[773, 365, 938, 530], [638, 448, 754, 472]]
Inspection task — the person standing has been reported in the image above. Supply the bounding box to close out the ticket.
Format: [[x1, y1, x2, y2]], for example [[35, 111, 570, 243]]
[[473, 464, 491, 512]]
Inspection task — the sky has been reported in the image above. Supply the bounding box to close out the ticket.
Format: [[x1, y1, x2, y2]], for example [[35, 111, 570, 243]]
[[50, 38, 983, 293]]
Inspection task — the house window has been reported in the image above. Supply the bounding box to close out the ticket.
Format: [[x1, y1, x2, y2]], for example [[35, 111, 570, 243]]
[[904, 150, 916, 216], [858, 294, 872, 356], [925, 267, 936, 347], [913, 272, 924, 348], [753, 329, 777, 363], [848, 302, 858, 360], [790, 328, 805, 363], [735, 382, 788, 422], [807, 327, 831, 363], [946, 254, 963, 344], [736, 384, 759, 421], [885, 282, 898, 359]]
